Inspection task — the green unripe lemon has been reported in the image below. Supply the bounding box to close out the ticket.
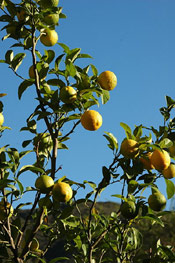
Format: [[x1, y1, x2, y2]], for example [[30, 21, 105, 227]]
[[148, 192, 166, 211], [40, 0, 59, 8], [35, 175, 54, 194], [120, 201, 136, 219], [59, 86, 77, 104]]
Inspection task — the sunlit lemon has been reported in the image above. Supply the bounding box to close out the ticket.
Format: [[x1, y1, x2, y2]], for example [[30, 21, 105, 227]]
[[140, 152, 155, 170], [59, 86, 77, 104], [81, 110, 102, 131], [97, 71, 117, 91], [150, 149, 170, 171], [120, 138, 139, 159], [52, 181, 73, 202], [40, 29, 58, 47], [162, 163, 175, 179]]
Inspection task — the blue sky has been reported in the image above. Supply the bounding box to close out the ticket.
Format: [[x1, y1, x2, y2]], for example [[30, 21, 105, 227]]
[[0, 0, 175, 208]]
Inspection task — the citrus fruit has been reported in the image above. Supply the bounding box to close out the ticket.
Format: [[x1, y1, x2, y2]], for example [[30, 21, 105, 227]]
[[59, 86, 77, 104], [168, 142, 175, 158], [29, 65, 36, 79], [30, 238, 39, 251], [120, 201, 136, 219], [128, 180, 138, 194], [40, 0, 59, 8], [162, 163, 175, 179], [150, 149, 170, 171], [33, 133, 52, 151], [140, 152, 155, 170], [40, 29, 58, 47], [38, 196, 53, 209], [0, 200, 13, 221], [17, 9, 26, 21], [28, 65, 46, 81], [120, 139, 139, 159], [35, 175, 54, 194], [97, 71, 117, 91], [43, 13, 59, 25], [80, 110, 102, 131], [52, 181, 73, 202], [0, 113, 4, 126], [148, 192, 166, 211]]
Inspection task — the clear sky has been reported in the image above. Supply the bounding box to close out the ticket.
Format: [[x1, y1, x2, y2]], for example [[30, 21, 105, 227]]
[[0, 0, 175, 208]]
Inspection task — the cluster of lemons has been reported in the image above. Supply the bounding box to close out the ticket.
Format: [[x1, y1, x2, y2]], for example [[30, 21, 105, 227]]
[[17, 1, 118, 133], [57, 71, 117, 132], [35, 175, 73, 204], [119, 138, 175, 217]]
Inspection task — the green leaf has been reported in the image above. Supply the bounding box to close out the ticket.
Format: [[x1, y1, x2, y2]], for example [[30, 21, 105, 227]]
[[165, 178, 175, 199], [101, 89, 110, 104], [139, 214, 164, 227], [78, 54, 93, 59], [166, 95, 175, 108], [49, 258, 69, 263], [66, 48, 81, 63], [17, 165, 45, 177], [125, 227, 143, 251], [18, 80, 34, 99], [91, 64, 98, 76], [47, 78, 65, 87], [16, 178, 24, 195], [11, 53, 26, 71], [5, 50, 13, 64], [103, 132, 118, 152], [65, 62, 77, 77], [159, 245, 175, 260], [83, 180, 96, 190], [133, 125, 143, 139], [59, 13, 67, 19], [111, 194, 126, 201], [44, 49, 55, 64], [120, 122, 133, 139], [55, 54, 65, 71], [22, 140, 32, 148], [59, 43, 70, 54], [159, 138, 173, 149]]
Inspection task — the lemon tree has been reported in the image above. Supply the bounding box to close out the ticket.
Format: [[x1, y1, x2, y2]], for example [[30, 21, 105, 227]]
[[0, 1, 175, 263]]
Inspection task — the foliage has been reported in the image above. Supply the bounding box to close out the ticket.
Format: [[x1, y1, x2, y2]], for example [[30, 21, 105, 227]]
[[0, 1, 175, 263]]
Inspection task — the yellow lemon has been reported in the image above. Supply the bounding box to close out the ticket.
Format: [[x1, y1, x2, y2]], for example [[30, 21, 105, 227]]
[[150, 149, 170, 171], [120, 139, 139, 159], [40, 29, 58, 47], [52, 182, 73, 202], [162, 163, 175, 179], [81, 110, 102, 131], [97, 71, 117, 91], [140, 152, 155, 170]]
